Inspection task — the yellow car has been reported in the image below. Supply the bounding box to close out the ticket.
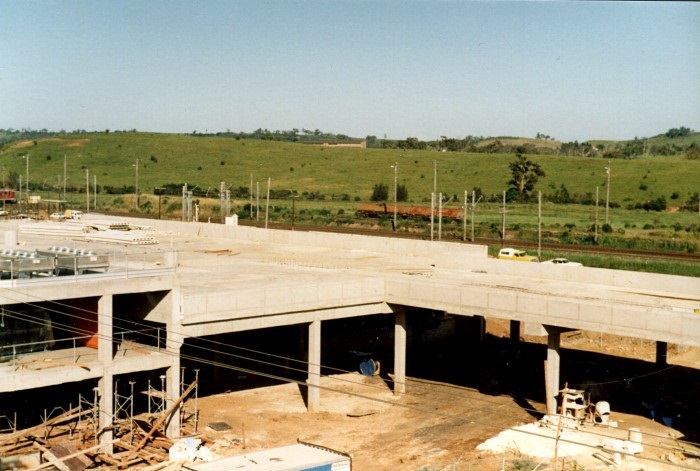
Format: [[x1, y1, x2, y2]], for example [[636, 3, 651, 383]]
[[497, 247, 539, 262]]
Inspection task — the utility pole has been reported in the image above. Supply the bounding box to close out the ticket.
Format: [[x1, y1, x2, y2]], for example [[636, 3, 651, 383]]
[[85, 168, 90, 213], [220, 181, 226, 223], [430, 192, 435, 241], [392, 162, 398, 231], [432, 160, 437, 241], [24, 154, 29, 198], [63, 154, 67, 199], [438, 192, 442, 241], [605, 161, 611, 225], [595, 186, 599, 244], [182, 184, 187, 222], [462, 191, 467, 242], [538, 191, 542, 259], [471, 190, 476, 243], [134, 158, 140, 209], [501, 191, 507, 245], [265, 177, 270, 229]]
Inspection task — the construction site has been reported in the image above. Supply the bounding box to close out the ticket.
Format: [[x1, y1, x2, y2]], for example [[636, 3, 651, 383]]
[[0, 215, 699, 470]]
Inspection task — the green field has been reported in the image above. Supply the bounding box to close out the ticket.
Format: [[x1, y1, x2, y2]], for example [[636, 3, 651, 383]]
[[1, 132, 698, 207], [1, 132, 699, 275]]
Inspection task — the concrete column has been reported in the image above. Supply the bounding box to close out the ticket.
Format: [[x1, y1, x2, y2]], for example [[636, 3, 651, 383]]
[[166, 288, 183, 438], [474, 315, 485, 343], [393, 309, 407, 395], [307, 319, 321, 412], [545, 326, 561, 415], [510, 320, 520, 344], [97, 295, 114, 454], [656, 341, 668, 366]]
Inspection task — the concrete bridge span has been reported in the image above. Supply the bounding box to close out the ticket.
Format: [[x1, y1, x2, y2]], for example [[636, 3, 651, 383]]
[[0, 217, 698, 451]]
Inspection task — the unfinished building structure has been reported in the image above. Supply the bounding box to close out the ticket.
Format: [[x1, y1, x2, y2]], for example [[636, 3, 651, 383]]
[[1, 218, 698, 466]]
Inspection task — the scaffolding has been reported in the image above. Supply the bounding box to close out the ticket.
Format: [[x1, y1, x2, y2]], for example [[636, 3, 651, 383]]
[[0, 371, 201, 465]]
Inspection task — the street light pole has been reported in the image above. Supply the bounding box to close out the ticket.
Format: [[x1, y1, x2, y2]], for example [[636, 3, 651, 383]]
[[605, 161, 611, 225], [85, 168, 89, 213], [25, 154, 29, 197], [134, 158, 140, 209], [392, 162, 398, 231]]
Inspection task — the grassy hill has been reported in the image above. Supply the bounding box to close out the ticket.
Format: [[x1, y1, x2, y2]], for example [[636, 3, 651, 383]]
[[1, 132, 698, 210]]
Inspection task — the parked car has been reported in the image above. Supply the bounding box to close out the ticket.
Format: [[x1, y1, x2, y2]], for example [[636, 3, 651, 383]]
[[497, 247, 539, 262], [542, 258, 583, 267]]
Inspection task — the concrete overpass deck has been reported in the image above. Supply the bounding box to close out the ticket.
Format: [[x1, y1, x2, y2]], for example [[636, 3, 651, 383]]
[[161, 222, 699, 348], [0, 216, 698, 446]]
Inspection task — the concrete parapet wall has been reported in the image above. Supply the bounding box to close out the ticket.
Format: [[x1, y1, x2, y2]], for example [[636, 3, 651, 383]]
[[83, 218, 700, 297], [134, 219, 488, 263], [462, 257, 700, 297]]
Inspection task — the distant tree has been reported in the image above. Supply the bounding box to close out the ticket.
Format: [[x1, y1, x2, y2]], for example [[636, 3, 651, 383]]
[[682, 192, 699, 212], [548, 184, 571, 204], [686, 144, 700, 160], [470, 187, 484, 202], [665, 127, 692, 138], [397, 184, 408, 202], [370, 183, 389, 202], [508, 153, 545, 202]]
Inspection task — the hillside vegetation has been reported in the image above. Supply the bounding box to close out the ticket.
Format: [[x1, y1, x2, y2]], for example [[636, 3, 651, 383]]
[[1, 132, 698, 210]]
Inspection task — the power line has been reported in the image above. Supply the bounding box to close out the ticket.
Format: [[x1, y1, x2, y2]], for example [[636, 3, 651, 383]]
[[1, 294, 698, 464]]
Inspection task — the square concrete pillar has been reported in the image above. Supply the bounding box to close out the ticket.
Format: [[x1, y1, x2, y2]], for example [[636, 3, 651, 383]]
[[545, 325, 561, 415], [393, 309, 407, 395], [166, 289, 183, 438], [307, 320, 321, 412], [97, 294, 114, 454]]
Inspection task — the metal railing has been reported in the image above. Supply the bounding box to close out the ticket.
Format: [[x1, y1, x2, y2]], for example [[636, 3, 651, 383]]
[[0, 327, 166, 368], [0, 249, 177, 286]]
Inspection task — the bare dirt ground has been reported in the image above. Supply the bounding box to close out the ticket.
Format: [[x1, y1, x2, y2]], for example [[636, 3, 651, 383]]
[[186, 320, 700, 470]]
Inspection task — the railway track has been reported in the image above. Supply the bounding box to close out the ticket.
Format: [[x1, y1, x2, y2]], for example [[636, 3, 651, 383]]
[[236, 220, 700, 264], [104, 212, 699, 264]]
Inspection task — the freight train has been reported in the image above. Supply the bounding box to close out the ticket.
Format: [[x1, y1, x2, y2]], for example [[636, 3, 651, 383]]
[[357, 202, 464, 221]]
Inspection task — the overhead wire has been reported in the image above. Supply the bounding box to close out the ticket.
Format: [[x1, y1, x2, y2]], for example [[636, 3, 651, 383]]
[[3, 286, 698, 448], [2, 298, 698, 463]]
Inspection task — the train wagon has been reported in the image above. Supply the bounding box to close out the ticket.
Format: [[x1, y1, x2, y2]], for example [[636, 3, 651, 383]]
[[358, 202, 463, 221]]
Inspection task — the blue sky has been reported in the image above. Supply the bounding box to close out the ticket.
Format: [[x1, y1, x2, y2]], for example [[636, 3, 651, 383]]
[[1, 1, 698, 142]]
